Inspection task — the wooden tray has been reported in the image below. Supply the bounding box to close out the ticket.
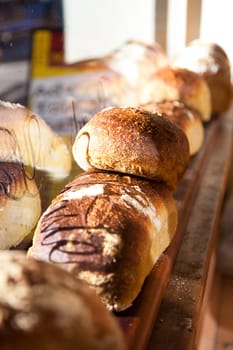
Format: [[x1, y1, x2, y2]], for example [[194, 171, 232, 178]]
[[115, 109, 233, 350]]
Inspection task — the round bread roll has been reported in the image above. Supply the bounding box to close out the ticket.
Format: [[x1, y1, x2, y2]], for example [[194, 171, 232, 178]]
[[139, 100, 204, 156], [105, 39, 168, 103], [0, 251, 125, 350], [0, 162, 41, 249], [72, 107, 190, 191], [172, 40, 232, 114], [140, 66, 212, 121], [28, 170, 178, 312], [0, 101, 72, 178]]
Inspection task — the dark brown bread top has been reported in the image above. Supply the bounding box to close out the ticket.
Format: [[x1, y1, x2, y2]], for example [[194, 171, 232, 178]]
[[29, 170, 178, 311], [72, 107, 190, 191], [0, 251, 125, 350]]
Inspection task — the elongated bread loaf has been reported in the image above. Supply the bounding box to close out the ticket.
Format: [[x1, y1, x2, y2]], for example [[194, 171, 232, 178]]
[[140, 66, 212, 121], [0, 162, 41, 249], [0, 251, 125, 350], [0, 101, 72, 178], [28, 170, 178, 311], [139, 100, 204, 156], [72, 107, 190, 191]]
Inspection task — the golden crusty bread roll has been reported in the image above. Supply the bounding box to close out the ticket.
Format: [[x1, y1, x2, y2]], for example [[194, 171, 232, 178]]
[[28, 170, 178, 312], [0, 101, 72, 178], [139, 100, 204, 156], [172, 40, 232, 114], [72, 107, 190, 191], [140, 66, 212, 122], [0, 250, 125, 350], [0, 162, 41, 249]]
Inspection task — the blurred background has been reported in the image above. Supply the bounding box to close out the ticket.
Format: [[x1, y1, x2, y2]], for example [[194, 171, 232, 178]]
[[1, 0, 233, 106]]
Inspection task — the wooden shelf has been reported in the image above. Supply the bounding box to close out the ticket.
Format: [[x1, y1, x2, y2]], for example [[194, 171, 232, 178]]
[[116, 106, 233, 350]]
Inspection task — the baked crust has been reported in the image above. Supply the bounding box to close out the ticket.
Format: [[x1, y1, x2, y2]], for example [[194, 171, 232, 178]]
[[29, 170, 178, 311], [140, 67, 212, 121], [0, 251, 125, 350], [139, 100, 204, 156], [72, 107, 190, 191]]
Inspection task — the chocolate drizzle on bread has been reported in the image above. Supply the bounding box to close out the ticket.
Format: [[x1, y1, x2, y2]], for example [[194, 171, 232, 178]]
[[29, 171, 178, 311]]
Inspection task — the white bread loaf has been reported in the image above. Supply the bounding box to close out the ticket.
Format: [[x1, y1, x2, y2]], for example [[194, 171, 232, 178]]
[[0, 101, 72, 178], [0, 162, 41, 249], [0, 251, 126, 350], [28, 170, 178, 312]]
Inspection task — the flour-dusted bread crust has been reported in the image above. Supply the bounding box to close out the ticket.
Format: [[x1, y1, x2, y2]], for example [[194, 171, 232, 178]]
[[105, 39, 168, 97], [105, 39, 168, 84], [72, 107, 190, 191], [0, 162, 41, 249], [0, 101, 72, 178], [172, 40, 232, 114], [140, 66, 212, 121], [139, 100, 204, 156], [28, 170, 178, 311], [0, 251, 126, 350]]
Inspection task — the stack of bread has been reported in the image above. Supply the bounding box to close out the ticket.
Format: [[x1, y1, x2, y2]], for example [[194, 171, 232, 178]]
[[29, 106, 190, 311], [28, 39, 232, 314]]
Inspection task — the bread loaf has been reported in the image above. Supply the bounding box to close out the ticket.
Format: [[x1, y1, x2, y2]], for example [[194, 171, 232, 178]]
[[72, 107, 190, 191], [0, 162, 41, 249], [0, 251, 125, 350], [28, 170, 178, 312], [172, 40, 232, 114], [105, 39, 168, 103], [139, 100, 204, 156], [105, 39, 168, 81], [0, 101, 72, 178], [140, 66, 212, 121]]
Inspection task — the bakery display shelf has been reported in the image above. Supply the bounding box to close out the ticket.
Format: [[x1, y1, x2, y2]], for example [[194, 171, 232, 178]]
[[116, 107, 233, 350]]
